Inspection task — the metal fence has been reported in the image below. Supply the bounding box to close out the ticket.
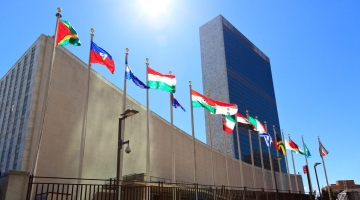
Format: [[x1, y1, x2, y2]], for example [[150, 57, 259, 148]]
[[26, 175, 310, 200]]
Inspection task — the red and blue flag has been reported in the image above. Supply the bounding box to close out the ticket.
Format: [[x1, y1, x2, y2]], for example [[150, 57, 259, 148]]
[[90, 42, 115, 74]]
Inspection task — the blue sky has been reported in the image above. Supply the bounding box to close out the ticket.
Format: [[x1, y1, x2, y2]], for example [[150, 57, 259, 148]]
[[2, 0, 360, 193]]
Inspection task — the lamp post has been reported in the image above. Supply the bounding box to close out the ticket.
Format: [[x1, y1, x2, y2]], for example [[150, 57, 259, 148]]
[[116, 109, 139, 200], [314, 162, 322, 200], [272, 157, 282, 200]]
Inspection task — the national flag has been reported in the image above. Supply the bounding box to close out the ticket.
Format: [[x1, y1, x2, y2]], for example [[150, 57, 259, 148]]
[[191, 89, 216, 113], [272, 139, 280, 150], [259, 132, 272, 147], [248, 116, 266, 134], [303, 165, 307, 174], [125, 64, 149, 89], [285, 139, 305, 155], [172, 97, 185, 112], [275, 133, 286, 155], [191, 89, 237, 115], [236, 113, 254, 130], [319, 141, 329, 157], [56, 20, 81, 46], [222, 115, 236, 134], [90, 42, 115, 74], [147, 67, 176, 93], [304, 143, 312, 158]]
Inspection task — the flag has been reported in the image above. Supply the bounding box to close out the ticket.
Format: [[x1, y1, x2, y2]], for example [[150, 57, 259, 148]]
[[260, 132, 272, 147], [248, 116, 266, 134], [319, 141, 329, 157], [191, 89, 237, 115], [275, 133, 286, 155], [304, 143, 312, 158], [125, 64, 149, 89], [236, 113, 254, 130], [172, 97, 185, 112], [222, 115, 236, 134], [56, 20, 81, 46], [285, 139, 305, 155], [272, 138, 280, 150], [148, 67, 176, 93], [90, 42, 115, 74], [303, 165, 307, 174]]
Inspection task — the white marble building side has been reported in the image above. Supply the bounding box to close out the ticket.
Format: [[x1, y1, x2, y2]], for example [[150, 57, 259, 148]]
[[200, 15, 234, 157]]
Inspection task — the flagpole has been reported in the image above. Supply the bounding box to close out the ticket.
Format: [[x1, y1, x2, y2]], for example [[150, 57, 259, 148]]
[[189, 81, 198, 200], [281, 129, 292, 192], [264, 121, 276, 190], [146, 58, 150, 186], [206, 91, 216, 187], [219, 97, 230, 187], [273, 125, 284, 190], [289, 134, 299, 192], [31, 8, 62, 175], [301, 135, 313, 197], [119, 48, 129, 185], [235, 119, 244, 187], [246, 110, 256, 188], [256, 116, 266, 189], [78, 28, 94, 180], [169, 71, 176, 185], [318, 136, 332, 200]]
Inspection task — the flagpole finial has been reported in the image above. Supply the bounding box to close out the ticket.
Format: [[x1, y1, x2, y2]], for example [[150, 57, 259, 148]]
[[56, 7, 62, 18], [255, 116, 258, 119], [206, 90, 210, 96], [273, 125, 275, 128], [317, 135, 320, 138], [169, 71, 172, 74], [288, 133, 290, 136], [146, 58, 149, 63], [90, 28, 94, 33], [189, 80, 192, 85], [57, 7, 62, 13], [264, 121, 266, 124], [126, 48, 129, 53]]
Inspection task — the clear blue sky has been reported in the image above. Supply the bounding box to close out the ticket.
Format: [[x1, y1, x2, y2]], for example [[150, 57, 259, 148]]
[[2, 0, 360, 193]]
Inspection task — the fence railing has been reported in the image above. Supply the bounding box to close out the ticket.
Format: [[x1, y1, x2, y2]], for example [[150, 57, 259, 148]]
[[26, 175, 310, 200]]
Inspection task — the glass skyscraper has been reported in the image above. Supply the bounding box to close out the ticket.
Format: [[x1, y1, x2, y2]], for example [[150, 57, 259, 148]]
[[200, 15, 286, 173]]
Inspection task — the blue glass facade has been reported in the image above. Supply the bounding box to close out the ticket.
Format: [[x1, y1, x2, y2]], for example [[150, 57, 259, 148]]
[[200, 15, 287, 173], [222, 22, 287, 173]]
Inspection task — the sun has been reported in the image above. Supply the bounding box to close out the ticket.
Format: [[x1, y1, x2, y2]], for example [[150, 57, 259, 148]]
[[140, 0, 170, 17]]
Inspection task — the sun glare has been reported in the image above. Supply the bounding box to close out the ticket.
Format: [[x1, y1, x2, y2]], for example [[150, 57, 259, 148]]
[[141, 0, 170, 17]]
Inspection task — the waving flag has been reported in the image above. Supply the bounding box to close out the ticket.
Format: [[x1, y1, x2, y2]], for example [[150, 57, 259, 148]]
[[319, 141, 329, 157], [56, 20, 81, 46], [236, 113, 254, 130], [172, 97, 185, 112], [260, 132, 272, 147], [304, 143, 312, 158], [125, 63, 149, 89], [222, 115, 236, 134], [148, 67, 176, 93], [90, 42, 115, 74], [248, 116, 266, 134]]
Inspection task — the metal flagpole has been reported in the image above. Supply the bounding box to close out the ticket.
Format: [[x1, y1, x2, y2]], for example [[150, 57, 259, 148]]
[[273, 126, 284, 191], [246, 110, 256, 188], [169, 71, 176, 200], [281, 129, 292, 192], [188, 81, 198, 200], [289, 134, 299, 192], [235, 120, 244, 187], [220, 97, 230, 187], [318, 136, 332, 200], [206, 91, 216, 187], [264, 121, 276, 190], [146, 58, 150, 184], [78, 28, 94, 180], [31, 8, 62, 175], [119, 48, 129, 186], [301, 135, 313, 197], [256, 116, 267, 189]]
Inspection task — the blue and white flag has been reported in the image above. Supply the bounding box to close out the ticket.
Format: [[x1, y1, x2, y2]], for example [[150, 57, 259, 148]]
[[125, 62, 149, 89], [260, 132, 272, 147], [172, 97, 186, 112]]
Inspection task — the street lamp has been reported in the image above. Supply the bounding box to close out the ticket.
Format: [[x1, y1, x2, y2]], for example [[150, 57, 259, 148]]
[[272, 156, 282, 198], [314, 162, 322, 200], [116, 109, 139, 200]]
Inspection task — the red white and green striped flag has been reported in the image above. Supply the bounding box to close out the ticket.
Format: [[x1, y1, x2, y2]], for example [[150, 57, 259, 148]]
[[147, 67, 176, 93], [222, 115, 236, 134], [236, 113, 254, 130]]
